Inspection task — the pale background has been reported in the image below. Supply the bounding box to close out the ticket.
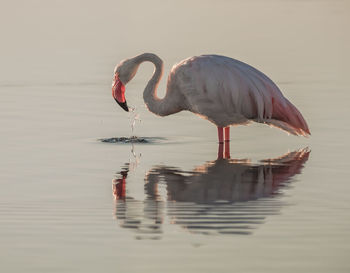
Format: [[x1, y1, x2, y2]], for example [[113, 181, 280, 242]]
[[0, 0, 349, 272]]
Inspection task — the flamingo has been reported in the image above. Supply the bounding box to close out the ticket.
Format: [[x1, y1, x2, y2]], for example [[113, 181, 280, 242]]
[[112, 53, 310, 143]]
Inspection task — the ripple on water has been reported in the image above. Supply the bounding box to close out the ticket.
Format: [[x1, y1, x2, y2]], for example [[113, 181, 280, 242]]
[[99, 136, 166, 144]]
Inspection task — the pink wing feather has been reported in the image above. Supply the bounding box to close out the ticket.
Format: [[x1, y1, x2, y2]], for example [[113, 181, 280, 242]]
[[226, 56, 310, 136], [269, 96, 310, 136]]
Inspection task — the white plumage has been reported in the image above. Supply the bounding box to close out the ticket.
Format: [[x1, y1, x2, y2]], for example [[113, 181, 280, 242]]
[[112, 53, 310, 142]]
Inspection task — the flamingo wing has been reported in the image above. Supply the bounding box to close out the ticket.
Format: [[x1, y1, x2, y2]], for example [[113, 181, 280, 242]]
[[170, 55, 310, 136]]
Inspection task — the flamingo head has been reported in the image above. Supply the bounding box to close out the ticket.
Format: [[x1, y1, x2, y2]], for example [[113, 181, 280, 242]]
[[112, 73, 128, 112], [112, 59, 139, 112]]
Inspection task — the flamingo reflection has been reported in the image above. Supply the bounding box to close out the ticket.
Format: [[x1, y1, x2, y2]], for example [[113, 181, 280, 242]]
[[113, 147, 310, 239]]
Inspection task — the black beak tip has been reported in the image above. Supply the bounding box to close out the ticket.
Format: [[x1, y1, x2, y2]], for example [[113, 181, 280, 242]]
[[115, 99, 129, 112]]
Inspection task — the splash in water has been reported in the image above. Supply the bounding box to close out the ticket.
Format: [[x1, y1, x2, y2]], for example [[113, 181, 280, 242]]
[[100, 136, 148, 143], [129, 143, 141, 171], [128, 106, 141, 133], [100, 104, 166, 144]]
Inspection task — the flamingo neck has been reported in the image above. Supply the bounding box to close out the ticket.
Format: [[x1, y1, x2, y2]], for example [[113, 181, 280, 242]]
[[134, 53, 182, 116]]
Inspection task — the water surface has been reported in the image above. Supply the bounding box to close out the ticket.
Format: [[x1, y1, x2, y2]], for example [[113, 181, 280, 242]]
[[0, 0, 349, 272]]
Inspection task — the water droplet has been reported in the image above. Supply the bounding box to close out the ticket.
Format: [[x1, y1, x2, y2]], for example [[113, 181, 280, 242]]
[[129, 106, 141, 133]]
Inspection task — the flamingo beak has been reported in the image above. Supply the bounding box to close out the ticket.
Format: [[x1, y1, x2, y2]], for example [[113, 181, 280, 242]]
[[112, 74, 129, 112]]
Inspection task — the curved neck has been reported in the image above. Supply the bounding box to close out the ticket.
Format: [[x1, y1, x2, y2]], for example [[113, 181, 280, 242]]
[[133, 53, 182, 116]]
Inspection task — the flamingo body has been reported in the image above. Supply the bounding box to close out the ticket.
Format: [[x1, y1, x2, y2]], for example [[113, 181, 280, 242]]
[[112, 53, 310, 140], [168, 55, 309, 136]]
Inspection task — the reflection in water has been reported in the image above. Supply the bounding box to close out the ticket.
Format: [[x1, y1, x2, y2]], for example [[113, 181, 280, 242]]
[[113, 148, 310, 239]]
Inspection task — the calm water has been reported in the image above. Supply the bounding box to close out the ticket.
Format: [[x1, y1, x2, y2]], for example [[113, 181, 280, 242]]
[[1, 0, 350, 272]]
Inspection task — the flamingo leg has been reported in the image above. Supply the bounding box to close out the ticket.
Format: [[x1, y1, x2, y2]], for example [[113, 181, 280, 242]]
[[217, 127, 224, 144], [223, 127, 230, 158], [224, 141, 230, 159], [217, 143, 224, 159], [224, 127, 230, 142]]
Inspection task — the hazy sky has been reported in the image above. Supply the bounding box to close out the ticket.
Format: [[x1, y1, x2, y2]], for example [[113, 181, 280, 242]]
[[1, 0, 349, 85]]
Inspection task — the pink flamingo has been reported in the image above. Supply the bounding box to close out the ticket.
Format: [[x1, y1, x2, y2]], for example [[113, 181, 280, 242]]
[[112, 53, 310, 143]]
